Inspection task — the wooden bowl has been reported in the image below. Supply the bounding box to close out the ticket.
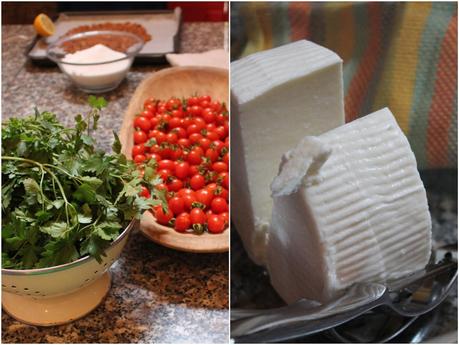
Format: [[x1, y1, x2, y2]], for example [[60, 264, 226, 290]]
[[119, 66, 229, 253]]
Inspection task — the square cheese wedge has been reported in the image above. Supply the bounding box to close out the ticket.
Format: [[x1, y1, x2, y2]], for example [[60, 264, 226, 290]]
[[231, 40, 345, 264], [269, 108, 432, 303]]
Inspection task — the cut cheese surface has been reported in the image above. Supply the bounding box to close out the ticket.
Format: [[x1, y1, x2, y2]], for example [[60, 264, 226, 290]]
[[268, 108, 432, 303], [231, 40, 345, 264]]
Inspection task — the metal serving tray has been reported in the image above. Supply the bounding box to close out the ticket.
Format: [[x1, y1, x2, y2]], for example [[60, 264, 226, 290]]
[[28, 8, 182, 65]]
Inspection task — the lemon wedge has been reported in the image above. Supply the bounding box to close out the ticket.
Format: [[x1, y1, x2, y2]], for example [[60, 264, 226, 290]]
[[33, 13, 55, 37]]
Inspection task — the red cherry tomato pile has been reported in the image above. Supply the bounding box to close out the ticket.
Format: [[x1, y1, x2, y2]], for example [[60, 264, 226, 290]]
[[132, 95, 229, 234]]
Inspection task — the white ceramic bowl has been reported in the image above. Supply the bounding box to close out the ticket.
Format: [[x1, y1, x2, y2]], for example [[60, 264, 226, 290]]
[[47, 31, 144, 93], [2, 220, 136, 326]]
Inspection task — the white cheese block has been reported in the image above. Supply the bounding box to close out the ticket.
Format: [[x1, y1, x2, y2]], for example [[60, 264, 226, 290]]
[[231, 40, 345, 264], [269, 108, 432, 303]]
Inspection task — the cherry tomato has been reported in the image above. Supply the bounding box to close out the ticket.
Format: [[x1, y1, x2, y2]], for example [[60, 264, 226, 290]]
[[211, 197, 228, 214], [206, 183, 218, 195], [212, 162, 228, 173], [205, 130, 219, 141], [216, 113, 227, 125], [178, 188, 195, 197], [153, 206, 173, 225], [159, 146, 172, 159], [189, 165, 200, 176], [199, 95, 211, 103], [145, 103, 156, 114], [207, 214, 225, 233], [190, 174, 206, 190], [141, 110, 153, 119], [215, 126, 226, 139], [140, 186, 151, 198], [150, 144, 161, 154], [216, 187, 229, 201], [157, 104, 166, 114], [211, 140, 225, 153], [144, 97, 155, 108], [210, 101, 222, 112], [134, 154, 146, 164], [158, 159, 175, 171], [169, 117, 182, 129], [198, 137, 211, 151], [171, 108, 184, 118], [155, 131, 167, 144], [190, 208, 206, 225], [155, 183, 168, 192], [134, 130, 148, 144], [195, 189, 213, 208], [187, 124, 200, 135], [158, 169, 172, 181], [150, 117, 160, 128], [189, 133, 202, 144], [187, 96, 199, 106], [169, 196, 185, 215], [206, 123, 217, 132], [134, 116, 151, 132], [170, 148, 182, 161], [166, 132, 178, 144], [188, 150, 203, 165], [202, 109, 215, 123], [148, 129, 158, 138], [193, 117, 206, 129], [168, 178, 183, 192], [219, 172, 229, 189], [175, 212, 191, 232], [178, 138, 191, 148], [205, 148, 219, 162], [175, 162, 190, 179], [220, 212, 229, 224], [174, 127, 187, 139], [183, 194, 197, 210], [182, 117, 193, 128], [150, 153, 162, 162], [132, 144, 145, 157]]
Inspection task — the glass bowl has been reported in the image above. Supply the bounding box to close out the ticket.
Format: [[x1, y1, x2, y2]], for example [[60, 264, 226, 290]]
[[47, 30, 144, 93]]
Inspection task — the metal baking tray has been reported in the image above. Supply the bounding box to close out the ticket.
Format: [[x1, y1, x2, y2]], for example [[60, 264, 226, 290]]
[[28, 8, 182, 65]]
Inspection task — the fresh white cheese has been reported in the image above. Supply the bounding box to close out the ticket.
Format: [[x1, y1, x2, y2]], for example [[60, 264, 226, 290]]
[[268, 108, 432, 303], [231, 40, 345, 264]]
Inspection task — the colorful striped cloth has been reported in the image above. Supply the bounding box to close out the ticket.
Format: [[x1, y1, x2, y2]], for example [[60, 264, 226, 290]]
[[231, 2, 457, 169]]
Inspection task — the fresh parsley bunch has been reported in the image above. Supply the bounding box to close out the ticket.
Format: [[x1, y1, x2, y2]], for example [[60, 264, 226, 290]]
[[2, 96, 164, 269]]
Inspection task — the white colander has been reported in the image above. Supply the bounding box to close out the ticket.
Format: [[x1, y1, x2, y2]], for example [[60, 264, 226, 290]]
[[2, 220, 136, 326]]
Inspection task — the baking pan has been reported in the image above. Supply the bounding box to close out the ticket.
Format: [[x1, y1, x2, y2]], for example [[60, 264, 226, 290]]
[[28, 8, 182, 65]]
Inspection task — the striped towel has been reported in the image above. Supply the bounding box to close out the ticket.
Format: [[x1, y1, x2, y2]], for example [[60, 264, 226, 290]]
[[231, 2, 457, 169]]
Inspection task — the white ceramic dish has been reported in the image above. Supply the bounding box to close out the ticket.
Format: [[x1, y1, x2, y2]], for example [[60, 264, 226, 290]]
[[2, 220, 136, 326]]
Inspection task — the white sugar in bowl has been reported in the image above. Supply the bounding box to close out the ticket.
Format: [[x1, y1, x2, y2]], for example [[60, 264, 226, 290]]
[[47, 31, 144, 93]]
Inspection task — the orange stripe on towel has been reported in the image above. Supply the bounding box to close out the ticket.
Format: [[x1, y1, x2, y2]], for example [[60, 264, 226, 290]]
[[426, 14, 457, 168], [345, 3, 382, 122], [288, 2, 311, 41]]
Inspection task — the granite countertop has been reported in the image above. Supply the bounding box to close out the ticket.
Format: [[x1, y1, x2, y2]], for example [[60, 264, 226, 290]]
[[2, 23, 229, 344]]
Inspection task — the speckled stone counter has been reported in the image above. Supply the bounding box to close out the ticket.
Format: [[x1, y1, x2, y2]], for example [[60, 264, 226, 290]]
[[232, 169, 457, 342], [2, 23, 228, 344]]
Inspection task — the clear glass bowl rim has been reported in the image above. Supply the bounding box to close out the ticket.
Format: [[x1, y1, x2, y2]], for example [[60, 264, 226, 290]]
[[46, 30, 144, 66]]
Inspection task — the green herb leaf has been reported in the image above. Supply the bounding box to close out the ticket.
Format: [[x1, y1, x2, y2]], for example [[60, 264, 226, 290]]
[[40, 222, 68, 238], [88, 95, 107, 110]]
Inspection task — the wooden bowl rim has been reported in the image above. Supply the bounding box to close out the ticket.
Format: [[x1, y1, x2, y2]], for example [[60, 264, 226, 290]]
[[121, 66, 229, 253]]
